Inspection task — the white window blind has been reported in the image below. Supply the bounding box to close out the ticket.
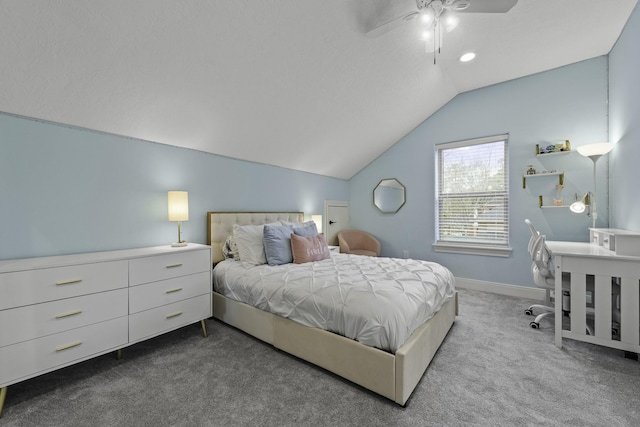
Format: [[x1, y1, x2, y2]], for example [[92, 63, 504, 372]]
[[435, 135, 509, 253]]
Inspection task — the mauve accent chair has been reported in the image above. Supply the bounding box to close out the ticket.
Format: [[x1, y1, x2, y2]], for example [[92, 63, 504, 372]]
[[337, 230, 381, 257]]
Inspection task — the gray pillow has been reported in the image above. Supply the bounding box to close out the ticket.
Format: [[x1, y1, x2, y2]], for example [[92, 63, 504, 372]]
[[292, 221, 318, 237], [263, 224, 295, 265]]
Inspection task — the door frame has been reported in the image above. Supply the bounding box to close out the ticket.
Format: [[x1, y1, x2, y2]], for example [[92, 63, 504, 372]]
[[324, 200, 349, 246]]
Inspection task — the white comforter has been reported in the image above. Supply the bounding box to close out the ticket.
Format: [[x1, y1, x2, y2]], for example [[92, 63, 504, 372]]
[[213, 253, 455, 353]]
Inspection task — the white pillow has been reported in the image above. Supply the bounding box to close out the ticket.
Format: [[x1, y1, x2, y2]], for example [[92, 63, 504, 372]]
[[232, 223, 279, 265]]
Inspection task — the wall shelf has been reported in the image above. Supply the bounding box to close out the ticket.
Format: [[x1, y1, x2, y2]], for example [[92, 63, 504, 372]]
[[536, 151, 571, 158], [538, 195, 571, 208], [536, 141, 572, 157], [540, 205, 571, 209], [522, 171, 564, 189]]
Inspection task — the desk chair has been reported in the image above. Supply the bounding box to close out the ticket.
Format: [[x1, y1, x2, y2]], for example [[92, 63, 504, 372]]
[[526, 234, 560, 328], [524, 220, 571, 329]]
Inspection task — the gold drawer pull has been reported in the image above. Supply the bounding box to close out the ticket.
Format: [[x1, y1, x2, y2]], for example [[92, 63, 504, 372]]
[[166, 311, 183, 319], [56, 341, 82, 352], [55, 310, 83, 319], [165, 287, 183, 294], [56, 279, 82, 286], [165, 263, 183, 269]]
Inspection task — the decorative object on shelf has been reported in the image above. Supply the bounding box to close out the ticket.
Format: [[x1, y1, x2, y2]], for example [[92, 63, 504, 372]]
[[168, 191, 189, 247], [536, 140, 571, 155], [574, 142, 613, 227], [526, 165, 536, 175], [553, 184, 564, 206]]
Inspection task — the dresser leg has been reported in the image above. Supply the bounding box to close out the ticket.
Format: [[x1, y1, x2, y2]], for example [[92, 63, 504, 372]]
[[201, 320, 208, 338], [115, 349, 123, 360], [0, 386, 7, 418]]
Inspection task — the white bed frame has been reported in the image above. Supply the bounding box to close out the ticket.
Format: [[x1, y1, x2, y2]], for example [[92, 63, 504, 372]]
[[207, 212, 458, 405]]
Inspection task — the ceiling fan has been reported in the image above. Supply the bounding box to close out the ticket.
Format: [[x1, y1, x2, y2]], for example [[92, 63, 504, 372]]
[[366, 0, 518, 63]]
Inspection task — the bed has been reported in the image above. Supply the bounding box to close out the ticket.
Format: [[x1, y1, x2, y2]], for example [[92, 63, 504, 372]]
[[207, 211, 458, 405]]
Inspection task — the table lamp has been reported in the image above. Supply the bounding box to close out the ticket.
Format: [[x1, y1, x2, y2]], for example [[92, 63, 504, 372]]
[[311, 215, 323, 234], [168, 191, 189, 247], [569, 192, 590, 214]]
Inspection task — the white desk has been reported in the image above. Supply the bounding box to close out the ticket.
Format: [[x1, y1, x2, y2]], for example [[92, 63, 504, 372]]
[[547, 240, 640, 353]]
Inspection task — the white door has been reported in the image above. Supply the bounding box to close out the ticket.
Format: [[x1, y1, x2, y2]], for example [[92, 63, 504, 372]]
[[324, 200, 350, 246]]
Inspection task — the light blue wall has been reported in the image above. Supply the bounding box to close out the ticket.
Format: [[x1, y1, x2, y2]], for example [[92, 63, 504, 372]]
[[4, 15, 635, 288], [349, 58, 610, 287], [609, 3, 640, 231], [0, 113, 349, 260]]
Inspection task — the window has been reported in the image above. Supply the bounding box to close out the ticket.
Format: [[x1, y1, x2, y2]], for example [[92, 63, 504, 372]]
[[433, 134, 511, 257]]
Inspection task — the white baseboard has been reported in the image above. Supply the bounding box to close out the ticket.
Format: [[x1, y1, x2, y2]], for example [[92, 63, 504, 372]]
[[455, 277, 545, 301]]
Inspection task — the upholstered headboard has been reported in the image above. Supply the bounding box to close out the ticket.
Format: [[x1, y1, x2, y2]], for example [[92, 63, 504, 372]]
[[207, 211, 304, 264]]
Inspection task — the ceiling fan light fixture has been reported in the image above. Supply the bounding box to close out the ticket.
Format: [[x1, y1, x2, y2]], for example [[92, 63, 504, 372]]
[[419, 8, 435, 25], [445, 13, 459, 32], [459, 52, 476, 62]]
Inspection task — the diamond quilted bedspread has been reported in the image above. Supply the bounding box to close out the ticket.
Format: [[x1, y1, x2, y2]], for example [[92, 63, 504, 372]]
[[213, 253, 455, 353]]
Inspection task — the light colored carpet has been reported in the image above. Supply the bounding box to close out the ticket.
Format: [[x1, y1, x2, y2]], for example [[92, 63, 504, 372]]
[[2, 288, 639, 426]]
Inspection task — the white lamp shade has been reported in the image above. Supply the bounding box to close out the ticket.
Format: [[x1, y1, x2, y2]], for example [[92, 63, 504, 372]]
[[168, 191, 189, 222], [569, 193, 590, 214], [311, 215, 323, 234], [570, 201, 586, 213], [576, 142, 613, 158]]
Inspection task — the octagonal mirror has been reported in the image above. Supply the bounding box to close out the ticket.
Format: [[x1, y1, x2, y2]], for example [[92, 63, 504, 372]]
[[373, 178, 406, 214]]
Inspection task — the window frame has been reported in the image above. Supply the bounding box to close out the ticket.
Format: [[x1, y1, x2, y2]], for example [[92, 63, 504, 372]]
[[432, 134, 512, 257]]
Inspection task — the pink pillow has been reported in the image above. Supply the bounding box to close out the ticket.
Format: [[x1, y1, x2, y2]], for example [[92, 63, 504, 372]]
[[291, 233, 330, 264]]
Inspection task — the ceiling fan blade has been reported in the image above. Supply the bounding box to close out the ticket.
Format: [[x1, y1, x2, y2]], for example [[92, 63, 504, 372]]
[[365, 11, 419, 38], [455, 0, 518, 13]]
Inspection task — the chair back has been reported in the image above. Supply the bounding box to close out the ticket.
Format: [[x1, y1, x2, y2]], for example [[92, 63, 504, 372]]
[[524, 219, 540, 256], [531, 234, 555, 288]]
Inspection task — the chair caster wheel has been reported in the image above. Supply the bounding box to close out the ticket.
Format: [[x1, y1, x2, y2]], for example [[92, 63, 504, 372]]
[[530, 322, 539, 329], [524, 309, 533, 316]]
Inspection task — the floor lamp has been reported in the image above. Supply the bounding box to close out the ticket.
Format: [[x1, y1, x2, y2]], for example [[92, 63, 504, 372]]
[[574, 142, 613, 228]]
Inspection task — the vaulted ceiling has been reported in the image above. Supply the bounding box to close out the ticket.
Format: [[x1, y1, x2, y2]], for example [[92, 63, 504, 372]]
[[1, 0, 637, 179]]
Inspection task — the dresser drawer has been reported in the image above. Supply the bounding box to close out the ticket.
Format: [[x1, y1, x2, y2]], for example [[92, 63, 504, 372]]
[[129, 249, 210, 286], [0, 289, 128, 347], [129, 271, 210, 314], [0, 316, 128, 387], [129, 294, 211, 342], [0, 260, 128, 310]]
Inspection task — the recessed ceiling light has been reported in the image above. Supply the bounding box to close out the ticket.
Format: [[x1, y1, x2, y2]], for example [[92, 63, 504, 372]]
[[459, 52, 476, 62]]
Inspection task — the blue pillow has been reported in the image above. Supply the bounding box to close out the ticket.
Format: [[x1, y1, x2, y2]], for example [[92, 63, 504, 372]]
[[263, 224, 295, 265], [292, 222, 318, 237]]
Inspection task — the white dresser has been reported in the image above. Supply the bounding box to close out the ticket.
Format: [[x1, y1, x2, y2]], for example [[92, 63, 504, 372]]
[[0, 244, 212, 416]]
